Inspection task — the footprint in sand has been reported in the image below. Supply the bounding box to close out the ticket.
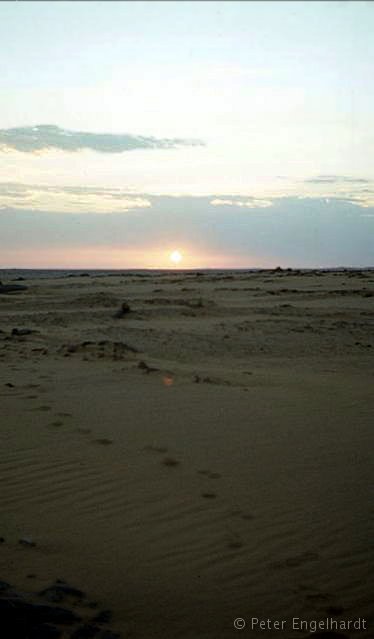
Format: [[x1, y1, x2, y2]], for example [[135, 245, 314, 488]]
[[197, 469, 222, 479], [240, 513, 254, 521], [226, 534, 244, 550], [92, 438, 113, 446], [144, 445, 168, 454], [230, 509, 254, 521], [271, 551, 319, 570], [143, 446, 180, 467], [161, 457, 180, 467]]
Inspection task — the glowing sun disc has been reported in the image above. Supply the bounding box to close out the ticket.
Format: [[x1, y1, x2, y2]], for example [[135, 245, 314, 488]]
[[169, 250, 183, 265]]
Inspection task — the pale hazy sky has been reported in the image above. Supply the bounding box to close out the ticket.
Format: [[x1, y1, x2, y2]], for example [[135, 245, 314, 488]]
[[0, 1, 373, 268]]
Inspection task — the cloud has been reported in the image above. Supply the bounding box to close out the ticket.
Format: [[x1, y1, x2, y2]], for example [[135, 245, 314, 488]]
[[300, 175, 374, 208], [305, 175, 371, 184], [3, 181, 374, 215], [0, 125, 204, 154], [0, 182, 151, 213], [210, 197, 273, 209]]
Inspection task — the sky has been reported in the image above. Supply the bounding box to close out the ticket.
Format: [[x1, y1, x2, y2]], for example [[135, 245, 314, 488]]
[[0, 0, 373, 269]]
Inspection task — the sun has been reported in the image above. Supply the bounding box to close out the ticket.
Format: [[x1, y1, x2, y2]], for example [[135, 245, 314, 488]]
[[169, 250, 183, 265]]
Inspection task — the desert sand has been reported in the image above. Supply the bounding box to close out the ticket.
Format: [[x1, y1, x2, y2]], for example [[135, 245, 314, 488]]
[[0, 268, 373, 638]]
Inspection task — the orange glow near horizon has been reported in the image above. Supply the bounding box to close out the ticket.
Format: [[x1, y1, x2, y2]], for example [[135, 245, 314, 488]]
[[0, 246, 280, 270]]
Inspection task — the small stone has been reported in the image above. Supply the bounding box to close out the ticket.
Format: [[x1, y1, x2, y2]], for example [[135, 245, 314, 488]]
[[137, 360, 158, 373], [11, 328, 33, 336], [113, 302, 131, 318], [19, 536, 36, 547], [138, 360, 149, 370], [66, 344, 78, 353], [162, 457, 180, 467]]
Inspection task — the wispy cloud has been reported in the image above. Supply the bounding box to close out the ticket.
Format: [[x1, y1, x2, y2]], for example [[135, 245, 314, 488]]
[[210, 197, 273, 208], [3, 182, 374, 214], [0, 182, 151, 213], [0, 125, 204, 154], [305, 175, 371, 184], [301, 175, 374, 208]]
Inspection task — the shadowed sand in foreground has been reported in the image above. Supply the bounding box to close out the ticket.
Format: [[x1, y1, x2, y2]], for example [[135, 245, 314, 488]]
[[0, 268, 373, 638]]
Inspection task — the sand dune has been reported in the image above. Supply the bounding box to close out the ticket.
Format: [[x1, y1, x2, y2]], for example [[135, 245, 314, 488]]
[[0, 269, 373, 638]]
